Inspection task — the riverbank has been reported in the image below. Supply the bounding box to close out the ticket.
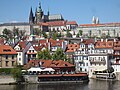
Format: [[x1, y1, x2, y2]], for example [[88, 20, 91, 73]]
[[0, 75, 16, 85]]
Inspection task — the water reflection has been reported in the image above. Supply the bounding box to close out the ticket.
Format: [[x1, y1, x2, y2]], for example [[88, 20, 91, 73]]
[[0, 79, 120, 90]]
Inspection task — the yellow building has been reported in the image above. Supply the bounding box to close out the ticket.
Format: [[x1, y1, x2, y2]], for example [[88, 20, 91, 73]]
[[0, 45, 17, 68]]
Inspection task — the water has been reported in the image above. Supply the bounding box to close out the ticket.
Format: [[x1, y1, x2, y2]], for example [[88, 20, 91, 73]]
[[0, 79, 120, 90]]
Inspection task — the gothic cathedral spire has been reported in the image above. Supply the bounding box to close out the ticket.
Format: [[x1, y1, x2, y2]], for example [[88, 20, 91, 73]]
[[29, 7, 34, 24]]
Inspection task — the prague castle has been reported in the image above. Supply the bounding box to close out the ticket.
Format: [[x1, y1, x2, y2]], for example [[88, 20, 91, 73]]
[[0, 1, 78, 35]]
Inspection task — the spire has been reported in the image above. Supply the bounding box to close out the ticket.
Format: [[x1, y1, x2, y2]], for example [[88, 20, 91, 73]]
[[37, 1, 42, 12], [96, 17, 100, 24], [29, 7, 34, 24], [92, 16, 96, 24], [47, 8, 50, 16]]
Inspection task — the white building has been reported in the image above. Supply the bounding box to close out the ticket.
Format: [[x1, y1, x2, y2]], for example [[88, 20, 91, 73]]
[[88, 53, 113, 78]]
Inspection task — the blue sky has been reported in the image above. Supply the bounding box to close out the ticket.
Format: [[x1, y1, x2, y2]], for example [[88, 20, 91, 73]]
[[0, 0, 120, 24]]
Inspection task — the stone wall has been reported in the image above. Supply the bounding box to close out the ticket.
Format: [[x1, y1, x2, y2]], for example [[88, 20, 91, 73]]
[[0, 75, 16, 84], [23, 75, 38, 83], [115, 72, 120, 80]]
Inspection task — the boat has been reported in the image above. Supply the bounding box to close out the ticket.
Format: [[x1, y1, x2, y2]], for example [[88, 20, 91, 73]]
[[95, 72, 116, 80]]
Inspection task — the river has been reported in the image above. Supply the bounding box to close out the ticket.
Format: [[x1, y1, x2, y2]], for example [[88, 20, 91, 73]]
[[0, 79, 120, 90]]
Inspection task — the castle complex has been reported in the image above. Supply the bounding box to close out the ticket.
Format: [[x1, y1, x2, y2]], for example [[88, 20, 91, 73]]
[[0, 1, 78, 36]]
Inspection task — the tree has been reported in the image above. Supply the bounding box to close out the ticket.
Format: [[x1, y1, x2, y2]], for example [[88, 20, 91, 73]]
[[34, 28, 42, 36], [52, 32, 57, 40], [79, 30, 83, 36], [2, 28, 13, 40], [52, 48, 67, 60], [42, 32, 48, 38], [13, 27, 19, 37], [76, 30, 83, 37], [11, 65, 22, 82], [37, 49, 51, 60], [66, 30, 72, 38]]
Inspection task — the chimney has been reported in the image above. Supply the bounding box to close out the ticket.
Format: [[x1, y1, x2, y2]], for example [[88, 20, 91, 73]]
[[105, 39, 108, 42], [101, 39, 103, 42]]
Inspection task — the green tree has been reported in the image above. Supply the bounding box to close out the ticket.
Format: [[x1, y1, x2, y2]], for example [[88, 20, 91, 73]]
[[11, 66, 22, 82], [37, 49, 51, 60], [52, 48, 67, 60], [66, 30, 72, 38], [2, 28, 13, 40], [13, 27, 19, 37], [52, 32, 57, 40], [76, 30, 82, 37], [34, 28, 42, 36], [42, 32, 48, 38]]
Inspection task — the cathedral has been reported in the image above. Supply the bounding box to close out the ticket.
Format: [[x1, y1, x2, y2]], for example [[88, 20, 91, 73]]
[[29, 2, 64, 24], [0, 1, 78, 36]]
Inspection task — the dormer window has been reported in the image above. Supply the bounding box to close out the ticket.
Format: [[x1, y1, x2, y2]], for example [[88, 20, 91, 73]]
[[3, 49, 11, 52]]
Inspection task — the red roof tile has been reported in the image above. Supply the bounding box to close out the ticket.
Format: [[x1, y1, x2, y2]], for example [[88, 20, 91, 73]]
[[80, 22, 120, 27], [66, 44, 80, 53], [0, 45, 17, 55], [46, 21, 66, 26], [66, 21, 78, 25], [95, 40, 114, 49], [25, 60, 75, 69]]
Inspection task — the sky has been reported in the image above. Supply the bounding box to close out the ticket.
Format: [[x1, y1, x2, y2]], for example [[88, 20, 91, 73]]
[[0, 0, 120, 24]]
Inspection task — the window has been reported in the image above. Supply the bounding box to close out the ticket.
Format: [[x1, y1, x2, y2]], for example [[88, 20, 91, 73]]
[[19, 53, 21, 56], [19, 58, 21, 61], [6, 55, 8, 59], [86, 63, 88, 66], [12, 61, 14, 66], [6, 61, 9, 67], [12, 55, 14, 59]]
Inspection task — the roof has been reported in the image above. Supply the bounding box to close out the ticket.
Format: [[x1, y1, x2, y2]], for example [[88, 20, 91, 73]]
[[37, 22, 49, 26], [80, 22, 120, 28], [38, 73, 87, 78], [66, 44, 80, 53], [0, 45, 17, 55], [0, 22, 29, 26], [95, 40, 114, 49], [48, 14, 63, 20], [18, 41, 29, 50], [49, 38, 63, 47], [82, 39, 95, 45], [46, 21, 66, 26], [24, 60, 75, 69], [66, 21, 78, 25]]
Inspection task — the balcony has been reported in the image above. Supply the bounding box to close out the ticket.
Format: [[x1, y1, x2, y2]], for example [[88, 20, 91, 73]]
[[89, 60, 106, 64]]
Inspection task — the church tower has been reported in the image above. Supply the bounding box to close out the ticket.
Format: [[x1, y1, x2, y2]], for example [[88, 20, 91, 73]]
[[29, 7, 34, 24], [92, 16, 96, 24], [35, 1, 44, 23]]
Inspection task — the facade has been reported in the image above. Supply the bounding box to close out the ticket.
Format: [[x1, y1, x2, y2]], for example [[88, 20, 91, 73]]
[[88, 53, 113, 78], [94, 39, 114, 54], [14, 41, 32, 65], [73, 39, 94, 72], [0, 45, 17, 68], [77, 17, 120, 38], [0, 2, 78, 36]]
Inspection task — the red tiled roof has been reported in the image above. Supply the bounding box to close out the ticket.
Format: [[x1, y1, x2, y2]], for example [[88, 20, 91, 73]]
[[82, 39, 95, 45], [66, 44, 80, 53], [49, 38, 63, 47], [37, 22, 49, 26], [0, 45, 17, 55], [80, 22, 120, 27], [19, 41, 28, 50], [95, 40, 114, 49], [25, 60, 75, 69], [66, 21, 78, 25], [46, 21, 66, 26]]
